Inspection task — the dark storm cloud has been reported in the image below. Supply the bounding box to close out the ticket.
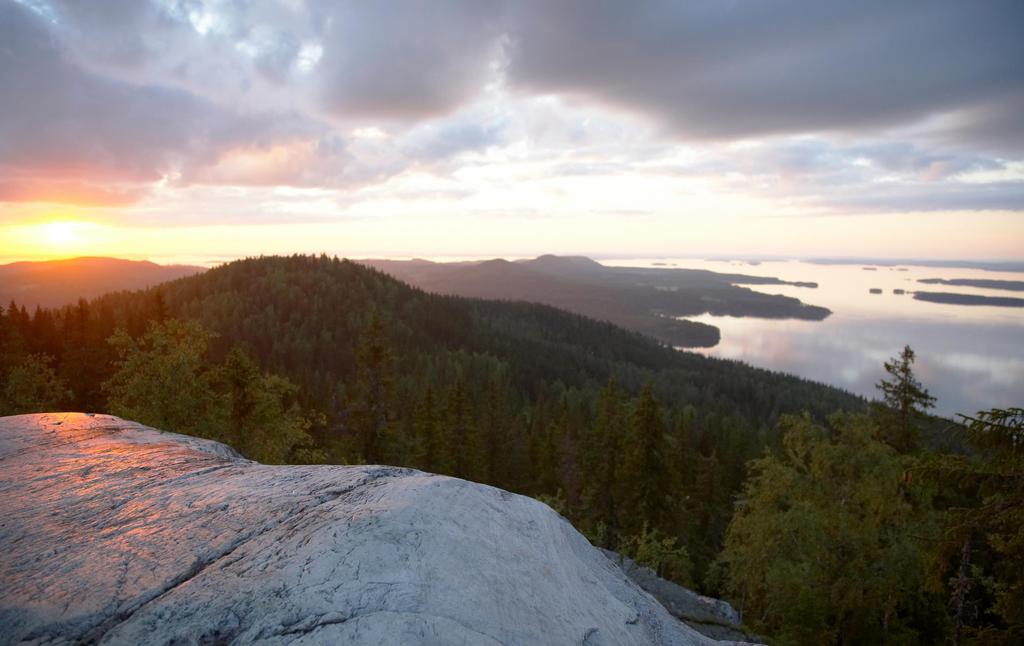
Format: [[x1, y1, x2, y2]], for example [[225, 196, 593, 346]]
[[505, 0, 1024, 146]]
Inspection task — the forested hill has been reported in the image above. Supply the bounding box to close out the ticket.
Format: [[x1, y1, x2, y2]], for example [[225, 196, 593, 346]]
[[91, 254, 859, 420], [362, 254, 830, 348], [1, 254, 864, 590]]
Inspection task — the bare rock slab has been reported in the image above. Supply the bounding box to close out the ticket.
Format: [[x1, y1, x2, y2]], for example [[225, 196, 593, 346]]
[[0, 413, 732, 645]]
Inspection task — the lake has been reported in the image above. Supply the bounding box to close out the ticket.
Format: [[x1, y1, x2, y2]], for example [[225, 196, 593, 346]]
[[606, 258, 1024, 418]]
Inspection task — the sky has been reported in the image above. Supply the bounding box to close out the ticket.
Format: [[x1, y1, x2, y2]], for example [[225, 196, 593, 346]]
[[1, 0, 1023, 263]]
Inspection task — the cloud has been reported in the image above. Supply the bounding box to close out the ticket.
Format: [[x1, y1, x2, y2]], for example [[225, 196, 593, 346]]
[[927, 92, 1024, 155], [0, 2, 331, 202], [826, 181, 1024, 214], [314, 0, 505, 119], [504, 0, 1024, 146], [251, 29, 303, 84], [1, 0, 1021, 223], [11, 1, 1023, 148], [642, 137, 1024, 213], [400, 114, 507, 160], [741, 140, 1005, 184], [41, 0, 177, 66]]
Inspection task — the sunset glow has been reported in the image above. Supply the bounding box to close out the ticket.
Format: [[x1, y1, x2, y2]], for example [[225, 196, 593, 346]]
[[41, 221, 80, 248], [4, 220, 107, 260]]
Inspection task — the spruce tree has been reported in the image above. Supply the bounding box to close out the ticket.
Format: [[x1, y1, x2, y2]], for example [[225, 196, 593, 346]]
[[930, 407, 1024, 643], [620, 383, 671, 538], [412, 385, 439, 471], [580, 379, 626, 548], [211, 346, 320, 463], [535, 400, 567, 495], [349, 312, 395, 464], [876, 345, 935, 452]]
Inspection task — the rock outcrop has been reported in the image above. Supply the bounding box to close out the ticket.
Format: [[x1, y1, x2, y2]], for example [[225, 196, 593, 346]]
[[0, 413, 741, 645], [601, 551, 763, 644]]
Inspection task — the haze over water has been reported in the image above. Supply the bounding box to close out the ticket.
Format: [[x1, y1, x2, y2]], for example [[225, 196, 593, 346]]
[[608, 258, 1024, 418]]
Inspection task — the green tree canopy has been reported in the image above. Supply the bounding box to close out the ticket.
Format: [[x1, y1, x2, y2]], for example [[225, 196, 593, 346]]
[[929, 407, 1024, 644], [210, 347, 322, 464], [104, 319, 319, 464], [0, 353, 71, 415], [104, 319, 219, 437], [719, 412, 940, 645]]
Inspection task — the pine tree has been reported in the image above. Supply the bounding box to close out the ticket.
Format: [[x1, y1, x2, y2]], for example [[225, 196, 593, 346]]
[[876, 345, 935, 452]]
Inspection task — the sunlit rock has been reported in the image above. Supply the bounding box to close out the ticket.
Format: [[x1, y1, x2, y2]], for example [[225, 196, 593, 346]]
[[0, 413, 738, 645]]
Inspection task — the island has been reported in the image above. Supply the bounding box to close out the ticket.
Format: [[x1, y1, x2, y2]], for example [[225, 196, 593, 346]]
[[913, 291, 1024, 307], [918, 278, 1024, 292]]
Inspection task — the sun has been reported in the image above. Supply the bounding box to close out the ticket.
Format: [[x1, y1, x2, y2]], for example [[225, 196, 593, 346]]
[[0, 219, 112, 260], [42, 221, 80, 247]]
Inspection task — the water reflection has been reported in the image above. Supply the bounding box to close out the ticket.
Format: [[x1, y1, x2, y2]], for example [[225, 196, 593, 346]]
[[683, 313, 1022, 417], [604, 259, 1024, 418]]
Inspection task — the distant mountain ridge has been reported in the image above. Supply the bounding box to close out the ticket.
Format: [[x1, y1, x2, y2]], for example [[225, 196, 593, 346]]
[[362, 254, 830, 348], [0, 257, 205, 309]]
